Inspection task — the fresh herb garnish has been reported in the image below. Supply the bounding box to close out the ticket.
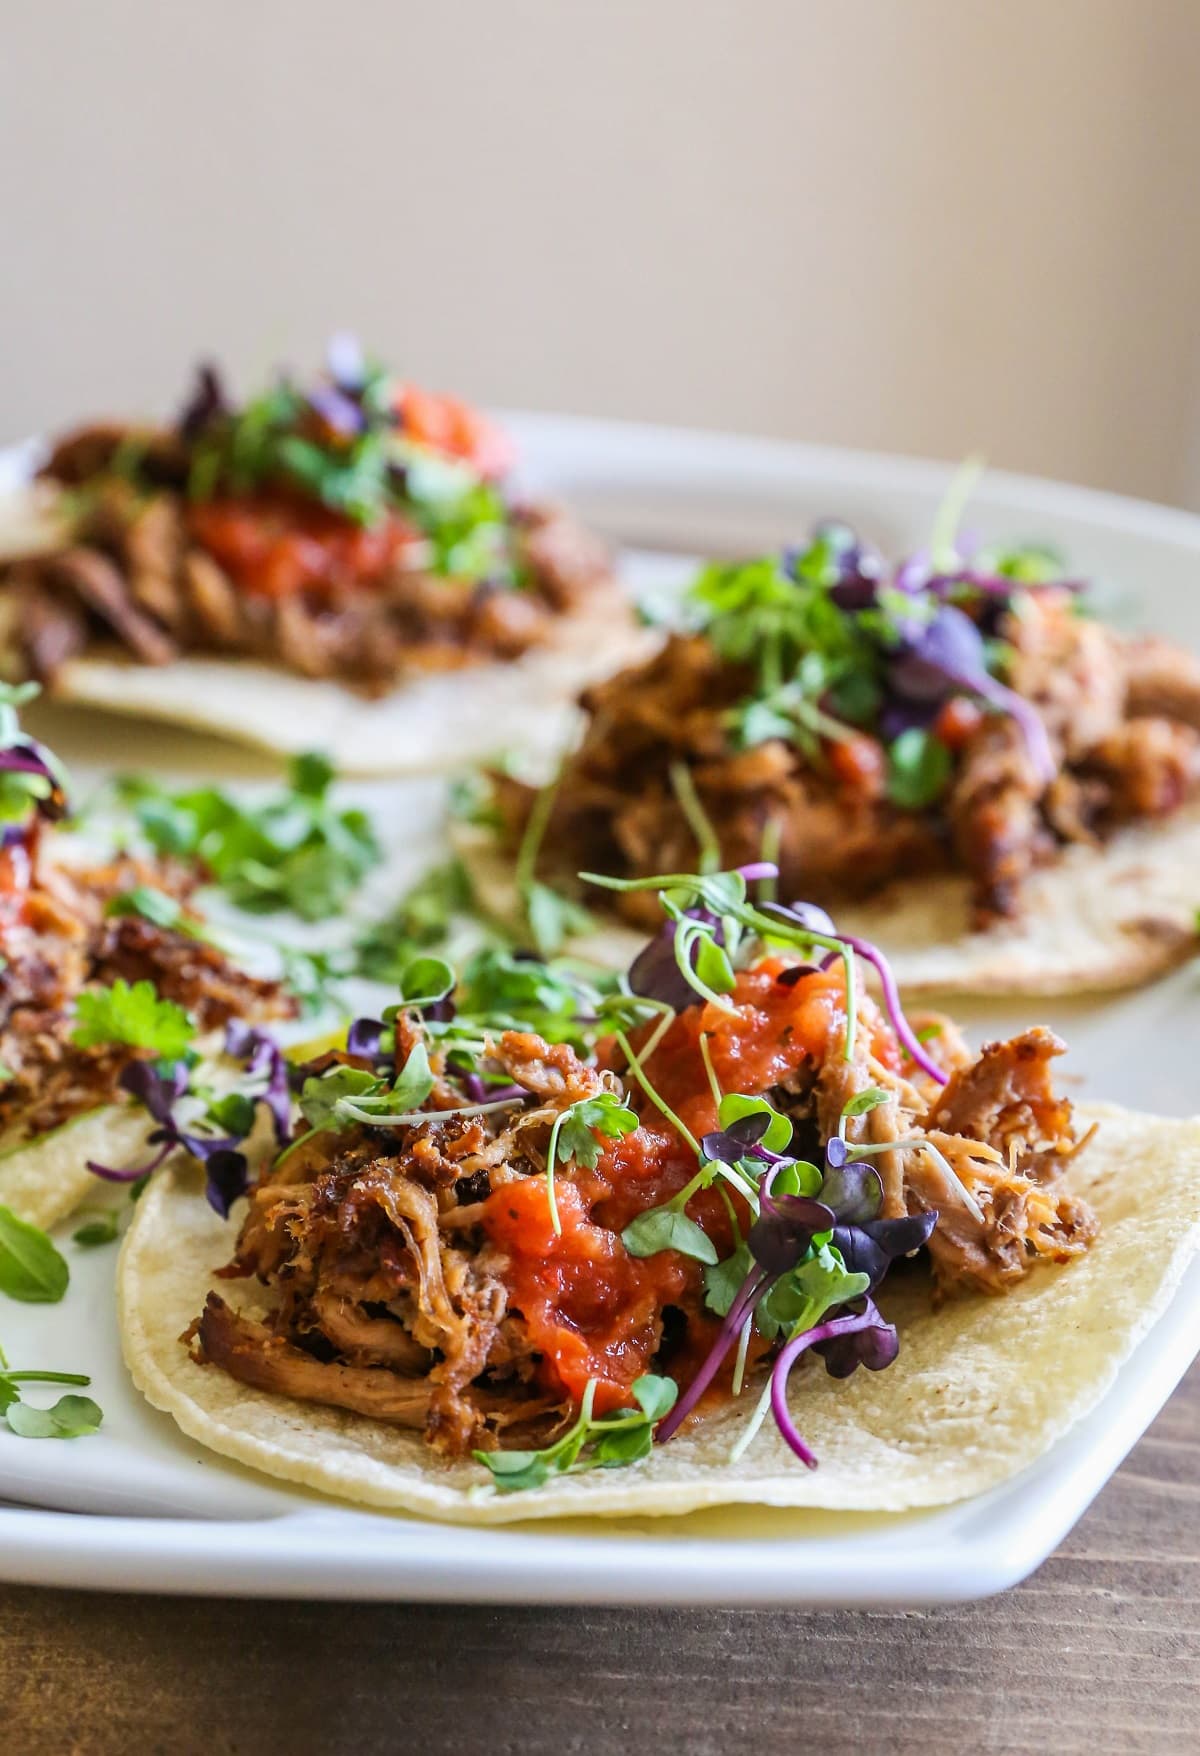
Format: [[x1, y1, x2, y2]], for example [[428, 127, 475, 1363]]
[[351, 859, 479, 984], [885, 726, 952, 810], [71, 1212, 122, 1249], [0, 681, 70, 826], [71, 979, 196, 1061], [113, 752, 379, 922], [3, 1393, 103, 1439], [543, 1091, 639, 1233], [473, 1374, 677, 1492], [104, 884, 200, 935], [0, 1207, 70, 1303]]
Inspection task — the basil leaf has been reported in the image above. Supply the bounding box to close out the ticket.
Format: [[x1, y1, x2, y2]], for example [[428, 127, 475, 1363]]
[[0, 1206, 69, 1303]]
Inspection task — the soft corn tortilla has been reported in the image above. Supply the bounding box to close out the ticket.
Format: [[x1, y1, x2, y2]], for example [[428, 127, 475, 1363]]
[[0, 1104, 166, 1231], [51, 595, 656, 776], [455, 810, 1200, 997], [118, 1103, 1200, 1524], [0, 1042, 266, 1230]]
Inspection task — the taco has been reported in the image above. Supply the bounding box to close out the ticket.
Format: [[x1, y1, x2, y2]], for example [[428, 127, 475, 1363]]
[[467, 513, 1200, 994], [0, 342, 651, 772], [0, 685, 294, 1228], [118, 865, 1200, 1522]]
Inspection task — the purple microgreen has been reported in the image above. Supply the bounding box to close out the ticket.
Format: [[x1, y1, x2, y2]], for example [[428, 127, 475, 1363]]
[[223, 1021, 291, 1145], [306, 383, 366, 437], [346, 1016, 393, 1064], [747, 1192, 836, 1276], [829, 932, 944, 1084], [829, 1211, 936, 1290], [889, 605, 1054, 784], [819, 1155, 883, 1225], [326, 332, 366, 393], [769, 1299, 897, 1465], [177, 362, 230, 439], [628, 912, 719, 1012], [813, 1319, 900, 1378]]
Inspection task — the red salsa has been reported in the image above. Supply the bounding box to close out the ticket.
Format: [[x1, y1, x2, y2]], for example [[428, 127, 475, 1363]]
[[481, 961, 902, 1412]]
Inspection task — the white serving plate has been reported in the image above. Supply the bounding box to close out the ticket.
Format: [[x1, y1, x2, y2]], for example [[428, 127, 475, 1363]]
[[2, 414, 1199, 1604]]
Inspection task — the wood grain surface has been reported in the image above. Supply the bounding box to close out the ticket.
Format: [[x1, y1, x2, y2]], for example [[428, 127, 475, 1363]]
[[0, 1359, 1196, 1756]]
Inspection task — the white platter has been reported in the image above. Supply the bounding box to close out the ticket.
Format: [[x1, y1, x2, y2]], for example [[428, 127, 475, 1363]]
[[2, 413, 1200, 1604]]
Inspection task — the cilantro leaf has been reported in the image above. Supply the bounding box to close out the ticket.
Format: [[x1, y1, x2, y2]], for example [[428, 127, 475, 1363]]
[[71, 979, 195, 1060], [554, 1093, 639, 1172], [114, 754, 380, 923]]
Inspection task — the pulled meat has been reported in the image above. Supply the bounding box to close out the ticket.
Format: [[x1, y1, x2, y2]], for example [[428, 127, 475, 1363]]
[[0, 833, 292, 1141], [191, 961, 1100, 1459], [499, 593, 1200, 928], [1, 427, 611, 694], [194, 1031, 619, 1456]]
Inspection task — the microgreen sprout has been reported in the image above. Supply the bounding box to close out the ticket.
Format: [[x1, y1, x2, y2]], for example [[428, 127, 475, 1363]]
[[473, 1374, 677, 1491]]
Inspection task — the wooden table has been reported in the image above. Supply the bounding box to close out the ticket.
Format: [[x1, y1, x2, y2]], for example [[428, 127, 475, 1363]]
[[0, 1360, 1196, 1754]]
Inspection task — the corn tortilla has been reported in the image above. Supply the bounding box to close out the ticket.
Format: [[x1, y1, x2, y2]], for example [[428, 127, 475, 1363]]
[[455, 812, 1200, 997], [117, 1104, 1200, 1523]]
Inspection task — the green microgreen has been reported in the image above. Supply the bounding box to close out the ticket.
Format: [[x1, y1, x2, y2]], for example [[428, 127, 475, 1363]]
[[472, 1374, 677, 1492], [543, 1091, 638, 1235]]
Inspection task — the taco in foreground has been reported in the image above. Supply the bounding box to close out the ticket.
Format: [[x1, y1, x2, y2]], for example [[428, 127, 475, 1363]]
[[118, 867, 1200, 1522], [0, 687, 293, 1227], [0, 342, 651, 771], [473, 514, 1200, 993]]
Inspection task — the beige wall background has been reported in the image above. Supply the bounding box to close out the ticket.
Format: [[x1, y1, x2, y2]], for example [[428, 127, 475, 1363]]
[[3, 0, 1199, 505]]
